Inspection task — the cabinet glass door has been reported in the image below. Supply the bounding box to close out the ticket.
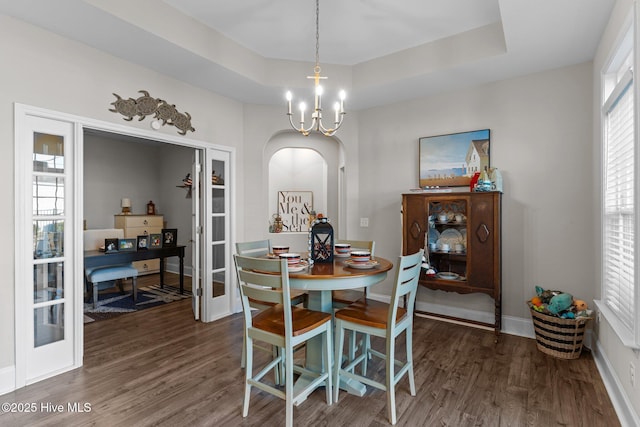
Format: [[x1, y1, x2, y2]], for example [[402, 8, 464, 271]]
[[427, 198, 468, 281]]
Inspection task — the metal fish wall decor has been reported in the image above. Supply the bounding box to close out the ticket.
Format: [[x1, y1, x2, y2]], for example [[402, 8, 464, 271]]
[[109, 90, 195, 135]]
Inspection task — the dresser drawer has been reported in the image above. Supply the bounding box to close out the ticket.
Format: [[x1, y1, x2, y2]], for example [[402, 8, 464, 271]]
[[133, 259, 160, 275], [118, 215, 163, 228], [123, 226, 162, 239]]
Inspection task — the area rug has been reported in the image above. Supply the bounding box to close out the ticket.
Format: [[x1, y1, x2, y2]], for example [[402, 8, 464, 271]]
[[84, 284, 191, 322]]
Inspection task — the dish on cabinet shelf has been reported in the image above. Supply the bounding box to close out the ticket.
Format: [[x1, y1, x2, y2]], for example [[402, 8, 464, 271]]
[[436, 271, 460, 280], [428, 228, 440, 244], [438, 228, 463, 247]]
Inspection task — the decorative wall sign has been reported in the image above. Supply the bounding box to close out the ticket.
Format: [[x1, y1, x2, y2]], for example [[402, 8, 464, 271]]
[[277, 191, 313, 232], [109, 90, 195, 135]]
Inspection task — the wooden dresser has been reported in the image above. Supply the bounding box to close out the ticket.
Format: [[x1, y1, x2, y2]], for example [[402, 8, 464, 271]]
[[114, 214, 164, 275]]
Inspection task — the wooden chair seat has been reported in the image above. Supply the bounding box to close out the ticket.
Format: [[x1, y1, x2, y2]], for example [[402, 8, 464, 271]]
[[253, 304, 331, 337], [335, 298, 407, 329]]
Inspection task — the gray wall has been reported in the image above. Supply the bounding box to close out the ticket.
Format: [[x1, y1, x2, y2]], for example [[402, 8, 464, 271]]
[[84, 134, 194, 268]]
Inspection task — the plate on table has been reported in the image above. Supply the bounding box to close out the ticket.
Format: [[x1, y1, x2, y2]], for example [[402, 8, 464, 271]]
[[287, 260, 309, 272], [436, 271, 460, 280], [344, 259, 379, 269]]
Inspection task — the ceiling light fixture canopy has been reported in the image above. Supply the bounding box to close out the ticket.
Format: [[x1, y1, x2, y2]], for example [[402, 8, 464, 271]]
[[286, 0, 346, 137]]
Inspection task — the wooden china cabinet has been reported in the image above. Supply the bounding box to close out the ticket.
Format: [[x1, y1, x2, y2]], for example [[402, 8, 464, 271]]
[[402, 191, 502, 336]]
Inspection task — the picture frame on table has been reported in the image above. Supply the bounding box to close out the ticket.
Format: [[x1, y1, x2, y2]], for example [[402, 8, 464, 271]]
[[104, 238, 118, 254], [118, 238, 136, 252], [137, 235, 148, 250], [419, 129, 490, 188], [149, 233, 162, 248], [162, 228, 177, 248]]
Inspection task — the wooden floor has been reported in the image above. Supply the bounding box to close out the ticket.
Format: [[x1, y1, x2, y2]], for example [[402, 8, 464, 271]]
[[2, 299, 619, 426]]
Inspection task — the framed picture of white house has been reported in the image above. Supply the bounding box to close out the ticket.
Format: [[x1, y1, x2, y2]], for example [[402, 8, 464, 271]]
[[419, 129, 490, 188]]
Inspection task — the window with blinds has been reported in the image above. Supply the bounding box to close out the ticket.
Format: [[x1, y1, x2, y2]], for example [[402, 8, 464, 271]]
[[601, 24, 637, 344], [603, 72, 634, 331]]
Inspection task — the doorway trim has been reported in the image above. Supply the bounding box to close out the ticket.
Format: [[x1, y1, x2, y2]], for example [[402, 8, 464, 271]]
[[13, 103, 236, 390]]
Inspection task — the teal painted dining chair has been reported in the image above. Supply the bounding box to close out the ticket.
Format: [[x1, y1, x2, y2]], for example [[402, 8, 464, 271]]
[[333, 249, 423, 425], [234, 255, 332, 427], [235, 239, 308, 380]]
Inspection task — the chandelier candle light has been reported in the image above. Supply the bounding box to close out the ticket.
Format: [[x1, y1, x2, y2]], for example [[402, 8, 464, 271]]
[[286, 0, 346, 137]]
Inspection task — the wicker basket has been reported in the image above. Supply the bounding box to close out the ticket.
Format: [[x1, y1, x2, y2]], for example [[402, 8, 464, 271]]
[[528, 304, 591, 359]]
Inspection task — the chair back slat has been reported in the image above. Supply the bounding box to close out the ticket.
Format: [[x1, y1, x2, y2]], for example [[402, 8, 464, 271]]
[[388, 249, 423, 328], [236, 239, 272, 257], [234, 255, 293, 332]]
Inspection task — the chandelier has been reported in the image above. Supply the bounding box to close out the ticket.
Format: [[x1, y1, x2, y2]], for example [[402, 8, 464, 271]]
[[286, 0, 346, 137]]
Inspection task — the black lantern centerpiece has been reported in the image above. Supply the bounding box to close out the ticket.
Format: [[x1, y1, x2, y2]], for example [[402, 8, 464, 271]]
[[309, 217, 334, 263]]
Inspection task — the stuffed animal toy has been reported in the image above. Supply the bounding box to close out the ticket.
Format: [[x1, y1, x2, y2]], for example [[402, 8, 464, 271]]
[[535, 285, 562, 304], [560, 311, 576, 319], [574, 299, 588, 311], [530, 296, 543, 307], [547, 293, 573, 315]]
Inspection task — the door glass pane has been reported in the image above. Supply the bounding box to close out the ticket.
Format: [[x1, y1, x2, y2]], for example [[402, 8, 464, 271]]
[[34, 304, 64, 347], [212, 216, 225, 241], [211, 159, 224, 185], [33, 220, 64, 259], [212, 188, 225, 213], [33, 176, 65, 216], [212, 242, 224, 270], [33, 262, 64, 303], [33, 133, 64, 173], [212, 242, 225, 297], [212, 271, 225, 297]]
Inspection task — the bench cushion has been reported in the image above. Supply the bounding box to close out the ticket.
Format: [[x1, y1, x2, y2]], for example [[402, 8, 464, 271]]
[[87, 265, 138, 283]]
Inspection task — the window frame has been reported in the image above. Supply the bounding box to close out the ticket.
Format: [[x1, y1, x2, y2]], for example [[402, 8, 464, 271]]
[[596, 12, 640, 349]]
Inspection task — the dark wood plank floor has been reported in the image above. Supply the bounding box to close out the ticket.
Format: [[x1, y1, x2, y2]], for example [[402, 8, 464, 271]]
[[1, 298, 619, 426]]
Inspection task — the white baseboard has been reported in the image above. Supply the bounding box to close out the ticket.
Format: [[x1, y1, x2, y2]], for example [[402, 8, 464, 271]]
[[0, 365, 15, 396], [592, 340, 640, 427], [368, 291, 536, 338], [165, 263, 192, 278]]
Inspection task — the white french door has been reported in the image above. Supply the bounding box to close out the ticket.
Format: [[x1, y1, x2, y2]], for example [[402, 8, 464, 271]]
[[191, 150, 201, 320], [201, 148, 232, 321], [15, 112, 79, 384], [14, 104, 236, 390]]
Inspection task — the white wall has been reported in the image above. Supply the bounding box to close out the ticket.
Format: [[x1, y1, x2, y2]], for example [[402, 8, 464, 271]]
[[84, 135, 194, 268], [592, 0, 640, 422], [84, 135, 163, 229], [0, 14, 243, 373], [357, 63, 595, 318]]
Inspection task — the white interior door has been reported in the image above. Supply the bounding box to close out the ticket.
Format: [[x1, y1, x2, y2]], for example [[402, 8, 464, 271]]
[[15, 112, 78, 384], [201, 148, 232, 321], [191, 150, 201, 320]]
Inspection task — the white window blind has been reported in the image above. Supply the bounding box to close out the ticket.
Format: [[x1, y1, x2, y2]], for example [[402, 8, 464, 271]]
[[603, 69, 635, 332]]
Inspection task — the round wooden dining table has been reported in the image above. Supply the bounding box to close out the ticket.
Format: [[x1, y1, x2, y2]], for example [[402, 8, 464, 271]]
[[287, 255, 394, 398]]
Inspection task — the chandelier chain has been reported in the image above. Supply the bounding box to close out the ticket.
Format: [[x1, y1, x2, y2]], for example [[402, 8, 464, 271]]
[[315, 0, 320, 73]]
